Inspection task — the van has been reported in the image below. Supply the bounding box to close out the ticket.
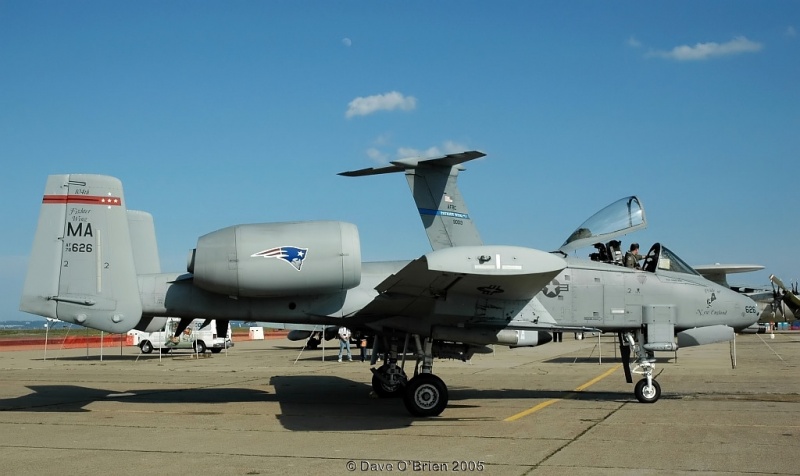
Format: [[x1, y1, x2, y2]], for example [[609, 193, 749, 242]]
[[128, 318, 233, 354]]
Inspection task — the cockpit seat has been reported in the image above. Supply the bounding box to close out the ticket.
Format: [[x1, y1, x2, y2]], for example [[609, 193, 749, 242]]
[[590, 242, 609, 262], [607, 240, 623, 265]]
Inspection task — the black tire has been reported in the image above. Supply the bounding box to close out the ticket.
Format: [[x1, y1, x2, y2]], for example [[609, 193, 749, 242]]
[[403, 374, 449, 417], [634, 378, 661, 403], [210, 348, 222, 354], [194, 340, 207, 353], [371, 364, 407, 398], [140, 341, 153, 354]]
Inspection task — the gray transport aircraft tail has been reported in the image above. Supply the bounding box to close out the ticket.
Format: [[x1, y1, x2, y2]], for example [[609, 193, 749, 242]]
[[20, 174, 143, 333], [339, 150, 484, 250]]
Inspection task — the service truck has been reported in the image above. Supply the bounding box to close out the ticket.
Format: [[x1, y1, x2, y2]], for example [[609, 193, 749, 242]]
[[128, 318, 233, 354]]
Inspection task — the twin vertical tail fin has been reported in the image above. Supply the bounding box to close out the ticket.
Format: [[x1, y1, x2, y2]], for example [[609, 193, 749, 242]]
[[20, 174, 143, 333], [339, 150, 485, 250]]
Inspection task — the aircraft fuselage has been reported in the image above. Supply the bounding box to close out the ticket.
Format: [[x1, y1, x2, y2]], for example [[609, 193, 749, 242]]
[[538, 257, 758, 332], [137, 256, 757, 337]]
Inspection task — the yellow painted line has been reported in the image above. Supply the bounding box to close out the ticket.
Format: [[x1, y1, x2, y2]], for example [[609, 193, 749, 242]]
[[575, 364, 621, 391], [503, 363, 622, 422]]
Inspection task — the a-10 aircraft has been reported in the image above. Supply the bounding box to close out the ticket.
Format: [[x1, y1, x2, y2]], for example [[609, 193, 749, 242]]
[[20, 151, 759, 416]]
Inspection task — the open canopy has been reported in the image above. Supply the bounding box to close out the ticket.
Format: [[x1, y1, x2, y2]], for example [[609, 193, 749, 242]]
[[559, 196, 647, 254]]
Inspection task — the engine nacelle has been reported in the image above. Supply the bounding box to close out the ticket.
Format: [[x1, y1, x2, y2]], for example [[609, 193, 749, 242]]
[[188, 221, 361, 297]]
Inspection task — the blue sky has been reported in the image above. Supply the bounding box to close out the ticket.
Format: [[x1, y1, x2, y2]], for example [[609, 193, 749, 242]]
[[1, 1, 798, 321]]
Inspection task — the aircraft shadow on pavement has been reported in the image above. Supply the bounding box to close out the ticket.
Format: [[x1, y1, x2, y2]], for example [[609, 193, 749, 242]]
[[0, 377, 417, 431], [447, 386, 641, 405], [0, 385, 271, 413], [34, 354, 228, 362], [0, 374, 659, 430]]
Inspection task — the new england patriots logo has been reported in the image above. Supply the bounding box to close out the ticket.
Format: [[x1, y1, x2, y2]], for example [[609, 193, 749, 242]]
[[251, 246, 309, 271]]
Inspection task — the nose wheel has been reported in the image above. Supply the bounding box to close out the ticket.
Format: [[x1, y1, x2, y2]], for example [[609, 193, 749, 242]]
[[623, 331, 663, 404], [634, 378, 661, 403]]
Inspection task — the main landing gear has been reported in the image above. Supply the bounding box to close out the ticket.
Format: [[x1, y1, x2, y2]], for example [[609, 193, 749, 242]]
[[620, 331, 662, 403], [370, 334, 449, 417]]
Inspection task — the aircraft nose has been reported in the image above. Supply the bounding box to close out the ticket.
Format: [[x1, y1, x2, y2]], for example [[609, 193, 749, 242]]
[[734, 293, 760, 330]]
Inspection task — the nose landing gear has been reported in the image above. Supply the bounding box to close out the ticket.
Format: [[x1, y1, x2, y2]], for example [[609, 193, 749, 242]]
[[622, 331, 662, 404]]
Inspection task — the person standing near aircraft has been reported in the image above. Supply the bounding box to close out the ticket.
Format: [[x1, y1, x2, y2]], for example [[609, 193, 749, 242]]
[[624, 243, 644, 269], [357, 332, 370, 362], [338, 326, 353, 362]]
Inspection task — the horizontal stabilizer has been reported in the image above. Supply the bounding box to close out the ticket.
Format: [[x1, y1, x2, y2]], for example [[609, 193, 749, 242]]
[[338, 150, 485, 177]]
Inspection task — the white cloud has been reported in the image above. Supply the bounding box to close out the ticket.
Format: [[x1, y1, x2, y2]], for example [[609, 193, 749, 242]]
[[395, 141, 470, 160], [365, 139, 470, 166], [345, 91, 417, 118], [366, 148, 388, 164], [627, 36, 642, 48], [647, 36, 763, 61], [372, 133, 391, 146], [342, 37, 352, 47], [785, 26, 796, 38]]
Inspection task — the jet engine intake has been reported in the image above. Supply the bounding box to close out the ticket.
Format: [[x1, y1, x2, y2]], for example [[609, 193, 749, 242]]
[[187, 221, 361, 297]]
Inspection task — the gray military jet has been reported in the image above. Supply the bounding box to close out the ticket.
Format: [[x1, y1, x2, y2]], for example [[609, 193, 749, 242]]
[[342, 151, 759, 404], [20, 151, 759, 416]]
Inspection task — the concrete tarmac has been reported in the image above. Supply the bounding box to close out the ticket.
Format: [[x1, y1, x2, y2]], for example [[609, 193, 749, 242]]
[[0, 333, 798, 475]]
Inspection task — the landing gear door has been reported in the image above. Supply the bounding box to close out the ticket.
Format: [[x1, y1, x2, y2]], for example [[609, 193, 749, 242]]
[[559, 196, 647, 254], [643, 304, 677, 352]]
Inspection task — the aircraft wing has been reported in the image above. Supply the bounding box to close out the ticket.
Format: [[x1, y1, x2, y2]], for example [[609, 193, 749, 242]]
[[351, 245, 566, 318]]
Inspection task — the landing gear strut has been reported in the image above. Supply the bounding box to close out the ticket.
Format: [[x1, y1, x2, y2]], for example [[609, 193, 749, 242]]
[[369, 333, 449, 416], [370, 335, 407, 398], [402, 336, 448, 416], [371, 363, 407, 397], [622, 331, 661, 403]]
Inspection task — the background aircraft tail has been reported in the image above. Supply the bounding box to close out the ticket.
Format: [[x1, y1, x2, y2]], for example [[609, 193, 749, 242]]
[[340, 150, 484, 250], [20, 174, 143, 333]]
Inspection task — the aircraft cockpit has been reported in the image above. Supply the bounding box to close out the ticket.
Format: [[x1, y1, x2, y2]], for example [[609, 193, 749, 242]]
[[641, 243, 700, 276], [556, 196, 699, 275], [558, 196, 647, 256], [589, 240, 623, 265]]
